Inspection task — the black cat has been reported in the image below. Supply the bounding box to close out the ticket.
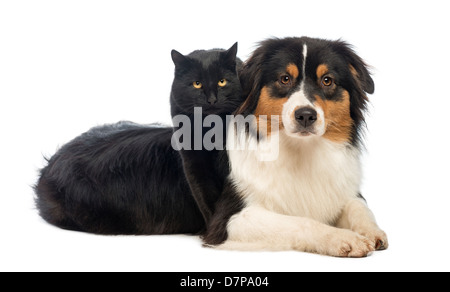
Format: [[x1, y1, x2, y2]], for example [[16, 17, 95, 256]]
[[34, 44, 243, 235], [170, 43, 243, 223]]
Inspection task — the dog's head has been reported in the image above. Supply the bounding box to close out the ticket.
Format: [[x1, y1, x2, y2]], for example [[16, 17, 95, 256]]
[[237, 37, 374, 145]]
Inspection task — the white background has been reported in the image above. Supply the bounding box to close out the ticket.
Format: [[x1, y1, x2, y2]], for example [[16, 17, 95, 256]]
[[1, 0, 449, 272]]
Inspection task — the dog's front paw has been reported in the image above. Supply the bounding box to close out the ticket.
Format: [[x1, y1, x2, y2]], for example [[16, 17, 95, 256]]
[[356, 227, 389, 251], [322, 229, 375, 258]]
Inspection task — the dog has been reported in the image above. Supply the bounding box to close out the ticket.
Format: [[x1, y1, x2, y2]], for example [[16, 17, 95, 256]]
[[203, 37, 388, 257]]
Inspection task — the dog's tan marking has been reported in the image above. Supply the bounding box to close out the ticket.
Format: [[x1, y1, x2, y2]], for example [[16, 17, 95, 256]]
[[286, 63, 299, 79], [314, 90, 353, 143], [316, 64, 329, 79], [254, 86, 287, 135]]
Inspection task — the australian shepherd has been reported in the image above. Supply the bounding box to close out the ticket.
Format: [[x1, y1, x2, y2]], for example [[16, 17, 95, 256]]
[[203, 37, 388, 257]]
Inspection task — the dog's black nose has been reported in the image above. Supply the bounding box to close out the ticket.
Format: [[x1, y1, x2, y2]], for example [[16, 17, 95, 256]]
[[295, 107, 317, 127]]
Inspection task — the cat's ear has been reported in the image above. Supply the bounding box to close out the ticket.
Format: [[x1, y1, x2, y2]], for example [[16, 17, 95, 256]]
[[171, 50, 189, 67], [224, 42, 238, 64]]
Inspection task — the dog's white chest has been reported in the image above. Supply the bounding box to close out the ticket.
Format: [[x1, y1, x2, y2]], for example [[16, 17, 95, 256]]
[[228, 132, 362, 224]]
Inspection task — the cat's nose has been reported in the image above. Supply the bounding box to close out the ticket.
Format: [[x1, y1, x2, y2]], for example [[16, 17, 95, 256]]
[[207, 95, 217, 105]]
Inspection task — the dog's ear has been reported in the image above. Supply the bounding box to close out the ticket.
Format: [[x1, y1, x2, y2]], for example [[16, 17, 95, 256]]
[[332, 40, 374, 145], [349, 63, 374, 95], [333, 40, 375, 95]]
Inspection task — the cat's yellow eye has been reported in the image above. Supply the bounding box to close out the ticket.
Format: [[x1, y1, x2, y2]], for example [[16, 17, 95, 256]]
[[218, 79, 227, 87], [193, 81, 203, 89]]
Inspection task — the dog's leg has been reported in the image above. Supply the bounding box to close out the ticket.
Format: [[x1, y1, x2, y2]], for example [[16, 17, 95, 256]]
[[336, 198, 388, 250], [218, 205, 375, 257]]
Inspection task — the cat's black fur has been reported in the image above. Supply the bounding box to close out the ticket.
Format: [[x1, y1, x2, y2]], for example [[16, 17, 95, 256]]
[[170, 43, 243, 223], [34, 44, 243, 235]]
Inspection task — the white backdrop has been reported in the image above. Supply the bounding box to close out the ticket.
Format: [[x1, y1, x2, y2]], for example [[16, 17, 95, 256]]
[[1, 0, 449, 272]]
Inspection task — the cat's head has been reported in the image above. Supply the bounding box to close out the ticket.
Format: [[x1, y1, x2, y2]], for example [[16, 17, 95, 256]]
[[170, 43, 243, 117]]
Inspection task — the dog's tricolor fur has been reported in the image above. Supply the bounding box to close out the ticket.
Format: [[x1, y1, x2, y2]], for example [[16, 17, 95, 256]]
[[203, 37, 388, 257]]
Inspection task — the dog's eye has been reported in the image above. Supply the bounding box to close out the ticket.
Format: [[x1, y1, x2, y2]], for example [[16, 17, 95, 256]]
[[280, 75, 291, 85], [193, 81, 203, 89], [322, 76, 333, 87]]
